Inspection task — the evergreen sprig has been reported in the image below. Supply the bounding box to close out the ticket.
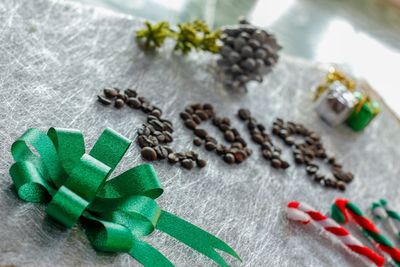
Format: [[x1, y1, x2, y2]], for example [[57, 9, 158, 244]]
[[136, 20, 221, 54]]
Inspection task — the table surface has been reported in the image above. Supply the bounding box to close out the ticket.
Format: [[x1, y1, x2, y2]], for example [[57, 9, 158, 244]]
[[1, 0, 400, 266]]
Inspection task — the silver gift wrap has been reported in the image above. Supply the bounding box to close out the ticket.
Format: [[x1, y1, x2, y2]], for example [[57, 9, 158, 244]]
[[315, 81, 359, 126]]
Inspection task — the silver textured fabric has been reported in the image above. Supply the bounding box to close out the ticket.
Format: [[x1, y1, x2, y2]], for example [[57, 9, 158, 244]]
[[1, 0, 400, 266]]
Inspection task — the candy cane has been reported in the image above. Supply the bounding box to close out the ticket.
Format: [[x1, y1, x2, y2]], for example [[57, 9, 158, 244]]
[[379, 199, 400, 239], [372, 200, 399, 240], [332, 198, 400, 266], [287, 201, 384, 266]]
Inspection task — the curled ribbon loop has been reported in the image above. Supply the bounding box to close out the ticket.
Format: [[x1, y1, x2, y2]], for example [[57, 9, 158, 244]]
[[10, 127, 241, 267]]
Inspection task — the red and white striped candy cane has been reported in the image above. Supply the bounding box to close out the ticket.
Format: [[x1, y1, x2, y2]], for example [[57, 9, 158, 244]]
[[287, 201, 385, 266]]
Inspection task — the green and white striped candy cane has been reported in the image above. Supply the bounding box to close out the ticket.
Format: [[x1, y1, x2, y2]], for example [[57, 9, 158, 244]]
[[372, 199, 400, 240]]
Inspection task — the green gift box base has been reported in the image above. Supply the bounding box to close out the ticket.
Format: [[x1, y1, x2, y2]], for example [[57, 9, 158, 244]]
[[346, 92, 380, 131]]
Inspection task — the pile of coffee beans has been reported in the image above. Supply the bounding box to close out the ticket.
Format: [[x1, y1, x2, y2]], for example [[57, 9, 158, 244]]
[[238, 109, 289, 169], [272, 119, 353, 191], [97, 87, 206, 169], [217, 17, 281, 91], [180, 103, 253, 164]]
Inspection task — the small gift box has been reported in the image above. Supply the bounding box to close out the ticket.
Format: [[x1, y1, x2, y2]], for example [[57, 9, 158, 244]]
[[346, 91, 381, 131], [315, 80, 359, 126]]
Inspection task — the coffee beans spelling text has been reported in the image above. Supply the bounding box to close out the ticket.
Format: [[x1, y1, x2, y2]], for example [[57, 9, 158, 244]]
[[181, 103, 252, 164], [97, 87, 206, 170]]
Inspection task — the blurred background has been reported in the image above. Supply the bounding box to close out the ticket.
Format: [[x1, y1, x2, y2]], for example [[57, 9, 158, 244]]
[[72, 0, 400, 118]]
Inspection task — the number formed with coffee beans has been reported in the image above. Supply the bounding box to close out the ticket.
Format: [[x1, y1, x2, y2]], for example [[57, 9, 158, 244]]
[[98, 87, 207, 170], [180, 103, 253, 164], [97, 89, 355, 190]]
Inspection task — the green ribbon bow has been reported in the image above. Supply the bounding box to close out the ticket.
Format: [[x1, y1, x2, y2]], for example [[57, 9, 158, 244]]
[[9, 127, 241, 266]]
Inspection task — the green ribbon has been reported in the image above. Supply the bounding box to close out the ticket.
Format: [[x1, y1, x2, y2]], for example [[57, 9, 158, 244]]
[[9, 127, 241, 266]]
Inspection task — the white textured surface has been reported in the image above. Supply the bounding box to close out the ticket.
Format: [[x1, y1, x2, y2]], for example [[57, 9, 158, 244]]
[[1, 0, 400, 266]]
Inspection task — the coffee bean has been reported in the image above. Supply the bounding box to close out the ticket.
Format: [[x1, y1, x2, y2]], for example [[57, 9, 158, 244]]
[[281, 161, 290, 169], [279, 129, 288, 138], [154, 146, 169, 159], [181, 159, 194, 170], [191, 103, 202, 110], [216, 144, 226, 155], [138, 96, 149, 103], [186, 151, 199, 160], [272, 151, 280, 159], [305, 137, 314, 145], [332, 168, 352, 183], [144, 123, 156, 134], [224, 153, 236, 164], [247, 121, 257, 130], [98, 95, 112, 105], [324, 178, 336, 188], [141, 102, 153, 113], [295, 155, 304, 164], [150, 120, 165, 131], [104, 88, 118, 98], [163, 131, 173, 142], [138, 125, 151, 136], [222, 117, 231, 126], [224, 130, 235, 142], [196, 159, 207, 168], [205, 142, 216, 151], [252, 134, 264, 144], [175, 152, 186, 161], [306, 164, 319, 174], [304, 150, 314, 158], [218, 123, 230, 132], [127, 97, 142, 109], [180, 112, 192, 120], [212, 117, 222, 126], [168, 153, 179, 164], [284, 136, 295, 146], [185, 106, 194, 114], [235, 137, 247, 147], [155, 132, 165, 143], [116, 93, 128, 103], [262, 149, 272, 160], [337, 181, 346, 191], [195, 110, 208, 120], [138, 136, 151, 148], [148, 135, 159, 146], [114, 98, 125, 108], [244, 147, 253, 156], [194, 128, 208, 139], [203, 103, 213, 110], [125, 89, 137, 97], [205, 109, 215, 118], [314, 173, 325, 182], [184, 119, 197, 130], [192, 114, 202, 124], [333, 163, 342, 169], [151, 109, 162, 118], [193, 137, 202, 146], [271, 159, 281, 168], [231, 142, 243, 150], [141, 147, 157, 161], [206, 136, 218, 144], [272, 126, 281, 135], [147, 115, 158, 122], [235, 150, 247, 163], [163, 146, 173, 154]]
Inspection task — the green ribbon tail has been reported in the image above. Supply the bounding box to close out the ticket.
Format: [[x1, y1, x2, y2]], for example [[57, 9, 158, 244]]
[[129, 236, 174, 267], [156, 210, 241, 267]]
